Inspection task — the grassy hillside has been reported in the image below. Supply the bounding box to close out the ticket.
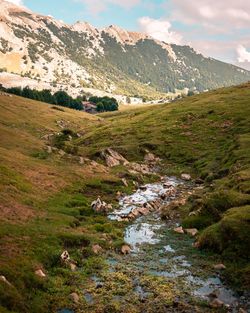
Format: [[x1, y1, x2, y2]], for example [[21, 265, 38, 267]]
[[0, 83, 249, 312], [0, 95, 133, 313]]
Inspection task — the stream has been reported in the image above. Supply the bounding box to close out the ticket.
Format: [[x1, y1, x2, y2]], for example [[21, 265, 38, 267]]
[[60, 177, 249, 313], [105, 177, 249, 312]]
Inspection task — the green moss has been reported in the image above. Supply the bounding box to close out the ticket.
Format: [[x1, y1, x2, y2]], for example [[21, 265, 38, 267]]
[[199, 205, 250, 258], [182, 215, 214, 230]]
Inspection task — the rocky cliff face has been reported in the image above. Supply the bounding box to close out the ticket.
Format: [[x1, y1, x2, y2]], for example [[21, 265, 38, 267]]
[[0, 0, 250, 99]]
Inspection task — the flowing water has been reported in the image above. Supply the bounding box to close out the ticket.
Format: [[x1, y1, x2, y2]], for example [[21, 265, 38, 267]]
[[106, 176, 249, 312]]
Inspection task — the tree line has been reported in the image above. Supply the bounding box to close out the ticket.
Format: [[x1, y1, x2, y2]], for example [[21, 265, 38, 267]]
[[4, 86, 119, 112], [6, 87, 84, 110]]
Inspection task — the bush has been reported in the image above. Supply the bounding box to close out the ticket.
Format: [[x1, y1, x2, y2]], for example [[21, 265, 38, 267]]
[[90, 96, 119, 112]]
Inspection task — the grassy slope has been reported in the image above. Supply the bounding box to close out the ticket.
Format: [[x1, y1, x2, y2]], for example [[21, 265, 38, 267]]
[[78, 83, 250, 287], [0, 83, 250, 312], [0, 95, 132, 313]]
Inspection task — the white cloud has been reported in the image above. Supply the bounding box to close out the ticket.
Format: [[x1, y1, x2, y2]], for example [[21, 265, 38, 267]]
[[138, 17, 182, 44], [167, 0, 250, 32], [237, 45, 250, 62], [6, 0, 23, 6], [75, 0, 140, 15]]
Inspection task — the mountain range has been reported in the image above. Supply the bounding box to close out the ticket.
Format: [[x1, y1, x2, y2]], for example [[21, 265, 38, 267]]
[[0, 0, 250, 100]]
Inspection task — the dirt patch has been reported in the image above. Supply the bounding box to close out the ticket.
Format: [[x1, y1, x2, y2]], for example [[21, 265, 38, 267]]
[[25, 167, 66, 193], [0, 202, 41, 223]]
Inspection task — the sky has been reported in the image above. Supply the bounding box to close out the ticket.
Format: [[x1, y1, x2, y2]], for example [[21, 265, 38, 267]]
[[8, 0, 250, 70]]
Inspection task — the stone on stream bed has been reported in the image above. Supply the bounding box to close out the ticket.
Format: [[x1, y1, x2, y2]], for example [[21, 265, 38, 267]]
[[185, 228, 198, 236], [174, 226, 185, 234], [181, 173, 192, 181], [121, 244, 131, 255]]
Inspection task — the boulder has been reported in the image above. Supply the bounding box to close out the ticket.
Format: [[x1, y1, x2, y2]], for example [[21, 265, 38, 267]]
[[213, 263, 226, 270], [35, 269, 46, 278], [47, 145, 52, 154], [92, 244, 103, 255], [181, 173, 191, 181], [185, 228, 198, 237], [101, 148, 129, 167], [79, 156, 84, 164], [91, 197, 110, 213], [106, 203, 113, 210], [61, 250, 70, 262], [58, 149, 66, 156], [69, 262, 77, 272], [122, 178, 128, 187], [144, 152, 160, 163], [70, 292, 80, 303], [210, 298, 224, 308], [174, 226, 184, 234], [239, 309, 247, 313], [0, 275, 12, 286], [129, 162, 152, 175], [121, 244, 131, 255]]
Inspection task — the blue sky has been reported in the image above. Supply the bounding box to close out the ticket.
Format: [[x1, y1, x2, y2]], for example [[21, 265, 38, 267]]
[[11, 0, 250, 69]]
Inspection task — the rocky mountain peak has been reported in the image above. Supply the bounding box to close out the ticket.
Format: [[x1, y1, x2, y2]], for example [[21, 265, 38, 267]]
[[102, 24, 149, 45], [72, 21, 99, 35], [0, 0, 31, 20]]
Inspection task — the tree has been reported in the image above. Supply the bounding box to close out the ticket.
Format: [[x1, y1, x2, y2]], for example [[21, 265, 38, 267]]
[[7, 87, 22, 96], [40, 89, 55, 104], [54, 91, 71, 107], [96, 102, 104, 112], [22, 86, 35, 99], [89, 96, 118, 112]]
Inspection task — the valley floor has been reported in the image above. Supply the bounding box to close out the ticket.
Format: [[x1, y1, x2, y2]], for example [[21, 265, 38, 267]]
[[0, 83, 249, 312]]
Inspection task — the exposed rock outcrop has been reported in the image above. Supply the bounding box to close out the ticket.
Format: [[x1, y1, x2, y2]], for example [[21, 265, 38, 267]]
[[101, 148, 129, 167]]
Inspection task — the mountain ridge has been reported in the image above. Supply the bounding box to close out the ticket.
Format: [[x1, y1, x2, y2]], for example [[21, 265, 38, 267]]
[[0, 0, 250, 100]]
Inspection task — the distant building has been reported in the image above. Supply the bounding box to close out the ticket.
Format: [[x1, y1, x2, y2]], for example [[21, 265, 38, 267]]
[[82, 101, 97, 114]]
